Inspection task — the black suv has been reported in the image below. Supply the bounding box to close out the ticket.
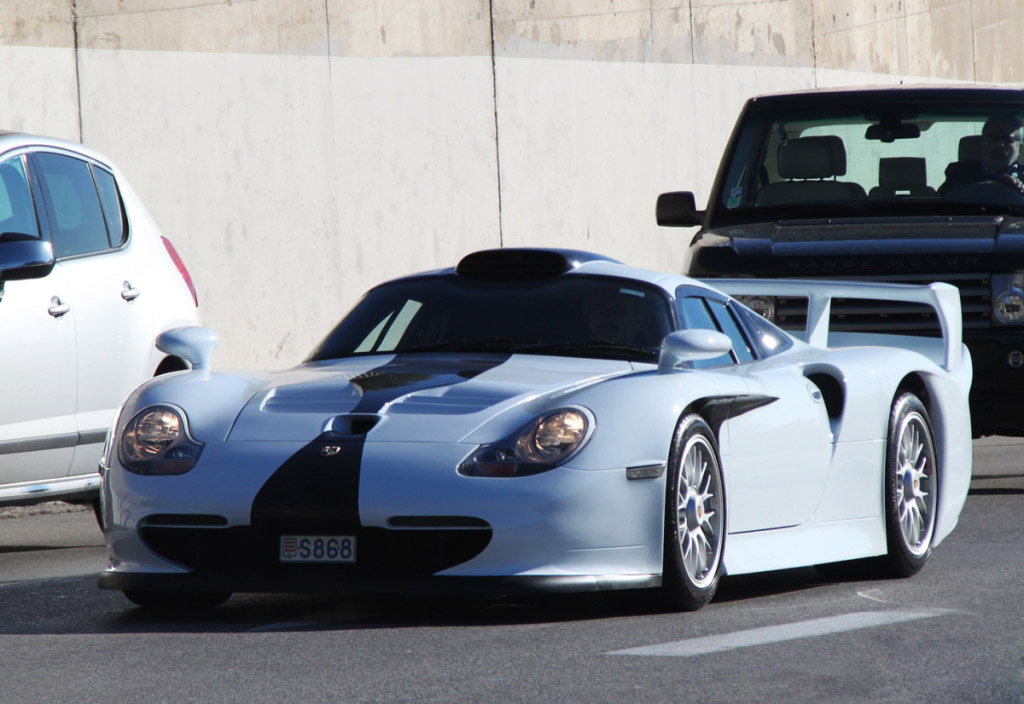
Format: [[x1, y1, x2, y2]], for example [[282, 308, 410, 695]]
[[657, 85, 1024, 437]]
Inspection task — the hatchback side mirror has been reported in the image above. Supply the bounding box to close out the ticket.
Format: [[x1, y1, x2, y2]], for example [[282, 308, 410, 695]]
[[0, 233, 55, 282], [658, 329, 732, 373]]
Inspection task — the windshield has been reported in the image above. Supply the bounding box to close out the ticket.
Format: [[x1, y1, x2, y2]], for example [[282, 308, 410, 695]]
[[307, 274, 676, 364], [715, 103, 1024, 224]]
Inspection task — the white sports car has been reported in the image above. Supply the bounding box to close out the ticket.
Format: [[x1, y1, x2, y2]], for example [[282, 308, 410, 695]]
[[98, 249, 973, 611]]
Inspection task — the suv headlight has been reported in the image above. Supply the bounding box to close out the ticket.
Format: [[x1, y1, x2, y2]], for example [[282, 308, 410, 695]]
[[458, 407, 593, 478], [994, 272, 1024, 324], [119, 405, 204, 475], [737, 295, 776, 322]]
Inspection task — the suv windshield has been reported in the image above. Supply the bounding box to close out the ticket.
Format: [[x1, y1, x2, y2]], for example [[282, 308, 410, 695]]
[[308, 274, 676, 364], [716, 104, 1024, 224]]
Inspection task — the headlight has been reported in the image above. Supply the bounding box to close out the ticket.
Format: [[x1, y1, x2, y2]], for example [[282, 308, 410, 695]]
[[993, 272, 1024, 324], [737, 295, 776, 321], [119, 405, 203, 475], [995, 291, 1024, 324], [458, 408, 592, 478]]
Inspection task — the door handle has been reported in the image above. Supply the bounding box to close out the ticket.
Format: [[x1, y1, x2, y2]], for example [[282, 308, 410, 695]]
[[121, 280, 140, 302], [48, 296, 70, 318]]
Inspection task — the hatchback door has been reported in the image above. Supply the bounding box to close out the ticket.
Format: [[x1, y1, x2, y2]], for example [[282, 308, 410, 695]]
[[30, 151, 154, 477], [0, 154, 77, 486]]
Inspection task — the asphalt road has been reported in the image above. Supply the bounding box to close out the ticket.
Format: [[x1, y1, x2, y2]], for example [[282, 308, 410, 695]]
[[0, 440, 1021, 704]]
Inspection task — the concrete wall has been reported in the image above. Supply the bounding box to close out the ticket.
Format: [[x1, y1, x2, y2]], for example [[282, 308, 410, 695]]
[[1, 0, 1021, 369]]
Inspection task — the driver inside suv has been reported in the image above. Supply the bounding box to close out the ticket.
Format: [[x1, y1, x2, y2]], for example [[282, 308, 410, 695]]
[[941, 115, 1024, 195]]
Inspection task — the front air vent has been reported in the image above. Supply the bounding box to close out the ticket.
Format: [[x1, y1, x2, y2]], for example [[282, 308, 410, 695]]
[[387, 515, 490, 529], [324, 414, 381, 436], [141, 514, 228, 527]]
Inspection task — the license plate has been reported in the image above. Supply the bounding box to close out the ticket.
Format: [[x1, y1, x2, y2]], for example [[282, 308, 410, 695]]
[[279, 535, 356, 563]]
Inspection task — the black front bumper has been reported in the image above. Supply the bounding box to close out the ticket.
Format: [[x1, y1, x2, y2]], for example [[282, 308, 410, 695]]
[[965, 331, 1024, 437]]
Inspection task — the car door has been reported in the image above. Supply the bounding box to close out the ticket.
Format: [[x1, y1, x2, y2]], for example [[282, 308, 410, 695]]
[[678, 290, 833, 533], [0, 153, 77, 485], [30, 151, 153, 478]]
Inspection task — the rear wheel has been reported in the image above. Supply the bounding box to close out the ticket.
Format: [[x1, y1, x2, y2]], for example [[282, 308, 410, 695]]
[[661, 414, 725, 611], [123, 590, 232, 611], [880, 392, 938, 577]]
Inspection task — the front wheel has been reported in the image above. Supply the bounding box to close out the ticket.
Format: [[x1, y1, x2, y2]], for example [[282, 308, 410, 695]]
[[660, 414, 725, 611], [880, 392, 938, 577]]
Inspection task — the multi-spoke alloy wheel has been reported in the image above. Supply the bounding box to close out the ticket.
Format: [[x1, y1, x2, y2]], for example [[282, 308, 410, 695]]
[[882, 392, 938, 577], [662, 414, 725, 611]]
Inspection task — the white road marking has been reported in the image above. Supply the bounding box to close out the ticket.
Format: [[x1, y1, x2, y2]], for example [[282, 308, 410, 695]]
[[607, 609, 953, 658]]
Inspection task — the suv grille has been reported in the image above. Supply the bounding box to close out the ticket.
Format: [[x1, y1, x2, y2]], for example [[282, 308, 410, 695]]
[[774, 272, 991, 334]]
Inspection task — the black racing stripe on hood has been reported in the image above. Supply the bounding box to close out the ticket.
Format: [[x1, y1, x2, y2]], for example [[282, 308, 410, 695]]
[[350, 353, 513, 413], [250, 353, 512, 531]]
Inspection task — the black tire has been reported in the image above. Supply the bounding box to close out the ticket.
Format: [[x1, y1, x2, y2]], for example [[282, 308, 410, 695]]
[[660, 414, 725, 611], [123, 590, 232, 611], [91, 497, 104, 532], [880, 392, 938, 577]]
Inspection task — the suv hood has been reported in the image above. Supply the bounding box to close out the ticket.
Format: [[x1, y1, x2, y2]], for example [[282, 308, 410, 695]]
[[691, 215, 1024, 276]]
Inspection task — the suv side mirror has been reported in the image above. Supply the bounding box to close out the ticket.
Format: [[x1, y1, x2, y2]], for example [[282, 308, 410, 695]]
[[0, 233, 55, 282], [656, 191, 703, 227]]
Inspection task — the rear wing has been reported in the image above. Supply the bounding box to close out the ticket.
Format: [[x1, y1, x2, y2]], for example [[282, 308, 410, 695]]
[[710, 279, 963, 372]]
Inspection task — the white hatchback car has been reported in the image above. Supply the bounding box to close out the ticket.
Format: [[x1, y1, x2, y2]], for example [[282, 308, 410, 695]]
[[0, 131, 199, 510]]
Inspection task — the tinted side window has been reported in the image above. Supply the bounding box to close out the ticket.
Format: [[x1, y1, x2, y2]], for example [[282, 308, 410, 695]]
[[708, 300, 755, 363], [92, 166, 126, 246], [0, 156, 40, 237], [34, 153, 110, 257], [734, 303, 793, 357], [679, 296, 734, 368]]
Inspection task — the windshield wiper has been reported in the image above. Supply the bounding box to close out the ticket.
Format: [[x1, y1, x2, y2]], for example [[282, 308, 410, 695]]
[[403, 339, 659, 360], [520, 340, 660, 359], [402, 338, 546, 354]]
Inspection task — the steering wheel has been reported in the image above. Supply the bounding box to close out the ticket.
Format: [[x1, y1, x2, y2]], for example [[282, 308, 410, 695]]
[[943, 179, 1024, 206]]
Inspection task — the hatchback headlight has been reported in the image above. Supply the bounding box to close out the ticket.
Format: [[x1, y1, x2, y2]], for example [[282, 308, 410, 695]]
[[458, 408, 593, 478], [119, 405, 203, 475]]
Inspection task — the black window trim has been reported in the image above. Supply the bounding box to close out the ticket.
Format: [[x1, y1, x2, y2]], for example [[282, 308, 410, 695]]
[[24, 147, 130, 261], [675, 284, 768, 366]]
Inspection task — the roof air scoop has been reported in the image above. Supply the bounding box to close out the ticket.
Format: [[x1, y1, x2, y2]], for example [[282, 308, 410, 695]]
[[456, 248, 621, 280]]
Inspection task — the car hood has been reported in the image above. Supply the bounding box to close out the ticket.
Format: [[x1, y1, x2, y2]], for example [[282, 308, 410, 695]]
[[226, 353, 637, 443], [690, 216, 1024, 276]]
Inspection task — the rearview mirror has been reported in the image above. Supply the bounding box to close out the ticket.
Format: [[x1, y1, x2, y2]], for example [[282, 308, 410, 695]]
[[156, 326, 220, 370], [865, 122, 921, 143], [656, 191, 703, 227], [658, 329, 732, 373]]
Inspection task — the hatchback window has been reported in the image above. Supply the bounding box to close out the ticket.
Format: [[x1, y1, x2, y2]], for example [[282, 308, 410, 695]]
[[34, 153, 111, 257], [92, 166, 127, 246], [0, 156, 39, 237]]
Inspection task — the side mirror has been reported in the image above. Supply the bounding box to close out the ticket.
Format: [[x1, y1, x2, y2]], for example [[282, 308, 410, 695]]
[[156, 326, 219, 370], [0, 233, 55, 282], [658, 329, 732, 373], [656, 191, 703, 227]]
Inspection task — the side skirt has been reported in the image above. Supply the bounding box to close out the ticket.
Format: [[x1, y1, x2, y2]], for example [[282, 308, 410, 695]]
[[723, 517, 886, 576]]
